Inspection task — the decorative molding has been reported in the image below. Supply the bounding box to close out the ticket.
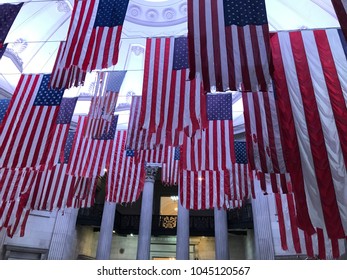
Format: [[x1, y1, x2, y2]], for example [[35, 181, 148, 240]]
[[145, 166, 159, 181]]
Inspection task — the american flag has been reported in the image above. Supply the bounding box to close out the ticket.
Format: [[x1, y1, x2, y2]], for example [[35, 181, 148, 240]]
[[332, 0, 347, 39], [242, 90, 287, 174], [85, 71, 125, 138], [181, 120, 235, 171], [66, 115, 118, 178], [50, 0, 129, 88], [206, 93, 233, 120], [187, 0, 272, 92], [273, 193, 346, 259], [139, 36, 207, 146], [271, 28, 347, 239], [106, 130, 145, 203], [0, 3, 23, 49], [0, 74, 65, 170], [0, 99, 10, 124], [162, 146, 180, 186]]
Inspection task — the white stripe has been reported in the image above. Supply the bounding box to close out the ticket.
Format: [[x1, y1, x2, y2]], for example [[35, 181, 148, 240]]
[[231, 25, 242, 89], [192, 1, 202, 81], [205, 0, 216, 89]]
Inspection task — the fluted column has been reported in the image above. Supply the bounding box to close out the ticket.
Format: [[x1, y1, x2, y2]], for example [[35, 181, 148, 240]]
[[214, 207, 230, 260], [176, 199, 190, 260], [48, 208, 79, 260], [136, 166, 158, 260], [251, 180, 275, 260], [96, 201, 117, 259]]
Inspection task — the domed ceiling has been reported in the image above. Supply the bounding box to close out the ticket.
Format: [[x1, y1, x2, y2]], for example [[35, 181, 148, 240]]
[[0, 0, 341, 130]]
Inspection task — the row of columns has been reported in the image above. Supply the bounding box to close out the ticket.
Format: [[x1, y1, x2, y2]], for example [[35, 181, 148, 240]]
[[95, 166, 230, 260]]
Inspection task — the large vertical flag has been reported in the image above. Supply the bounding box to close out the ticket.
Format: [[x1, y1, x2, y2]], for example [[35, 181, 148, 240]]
[[161, 146, 180, 186], [66, 114, 118, 178], [106, 130, 145, 203], [0, 74, 65, 170], [0, 3, 23, 59], [274, 192, 346, 259], [332, 0, 347, 39], [271, 28, 347, 239], [187, 0, 272, 92], [139, 36, 208, 147], [50, 0, 129, 88]]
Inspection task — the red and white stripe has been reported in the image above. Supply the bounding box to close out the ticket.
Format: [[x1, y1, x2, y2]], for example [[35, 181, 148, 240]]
[[0, 74, 61, 170], [161, 146, 180, 186], [256, 172, 292, 194], [66, 116, 113, 178], [140, 37, 207, 147], [274, 193, 346, 259], [67, 176, 97, 208], [50, 42, 86, 89], [242, 90, 287, 174], [106, 130, 145, 203], [187, 0, 271, 92], [179, 169, 230, 210], [181, 120, 235, 171], [271, 29, 347, 239]]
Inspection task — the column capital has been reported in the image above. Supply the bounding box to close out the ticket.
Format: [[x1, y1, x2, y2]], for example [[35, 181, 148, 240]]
[[145, 165, 159, 182]]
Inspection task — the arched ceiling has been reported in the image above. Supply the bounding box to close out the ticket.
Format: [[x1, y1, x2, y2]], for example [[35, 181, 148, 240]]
[[0, 0, 342, 130]]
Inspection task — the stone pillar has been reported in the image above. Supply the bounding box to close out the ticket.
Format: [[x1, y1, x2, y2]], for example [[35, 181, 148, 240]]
[[48, 208, 79, 260], [251, 180, 275, 260], [214, 207, 230, 260], [96, 201, 117, 260], [136, 166, 158, 260], [176, 199, 190, 260], [0, 229, 6, 259]]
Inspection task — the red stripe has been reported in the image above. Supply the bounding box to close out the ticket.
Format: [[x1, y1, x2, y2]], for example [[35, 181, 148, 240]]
[[91, 28, 104, 70], [112, 27, 122, 65], [211, 0, 222, 91], [82, 28, 96, 70], [290, 31, 344, 238], [314, 30, 347, 167], [249, 25, 266, 89], [198, 1, 210, 92], [225, 26, 236, 90], [187, 0, 196, 80], [317, 228, 326, 259], [102, 27, 114, 69], [286, 193, 302, 254], [237, 27, 251, 91], [304, 232, 314, 258]]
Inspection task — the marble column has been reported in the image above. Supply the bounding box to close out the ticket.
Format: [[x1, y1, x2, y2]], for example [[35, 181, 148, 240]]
[[136, 166, 158, 260], [96, 201, 117, 260], [48, 208, 79, 260], [214, 207, 230, 260], [251, 180, 275, 260], [176, 199, 190, 260]]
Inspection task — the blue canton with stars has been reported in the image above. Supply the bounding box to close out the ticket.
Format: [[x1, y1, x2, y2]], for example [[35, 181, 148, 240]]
[[0, 99, 10, 124], [106, 71, 127, 92], [234, 141, 248, 164], [59, 131, 75, 164], [206, 93, 233, 120], [33, 75, 65, 106], [126, 149, 135, 157], [98, 115, 119, 140], [94, 0, 129, 27], [57, 97, 78, 124], [174, 146, 180, 160], [223, 0, 268, 26], [0, 3, 23, 43], [173, 37, 189, 70]]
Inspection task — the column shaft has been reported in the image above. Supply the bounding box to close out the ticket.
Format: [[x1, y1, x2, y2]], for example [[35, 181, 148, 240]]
[[176, 201, 190, 260], [214, 207, 230, 260]]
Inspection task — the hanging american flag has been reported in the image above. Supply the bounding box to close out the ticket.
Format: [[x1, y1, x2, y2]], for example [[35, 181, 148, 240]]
[[273, 193, 346, 259], [0, 74, 65, 170], [271, 28, 347, 239], [162, 146, 180, 186], [187, 0, 272, 92], [242, 90, 287, 174], [332, 0, 347, 39], [0, 3, 23, 49], [0, 99, 10, 124], [181, 120, 235, 171], [66, 115, 118, 178], [50, 0, 129, 88], [139, 36, 208, 146], [85, 71, 125, 138], [206, 93, 233, 120], [106, 130, 145, 203]]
